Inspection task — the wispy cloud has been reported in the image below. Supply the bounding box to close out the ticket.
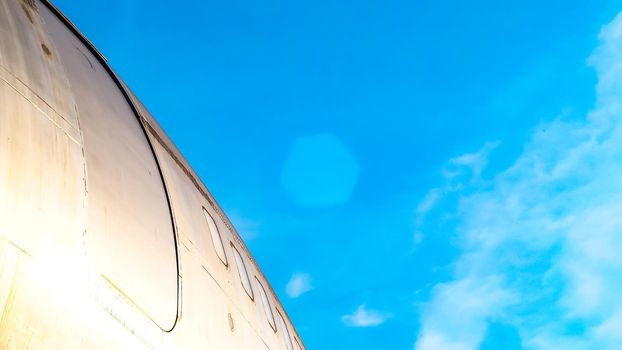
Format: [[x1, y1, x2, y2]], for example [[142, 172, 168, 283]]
[[444, 141, 499, 182], [414, 12, 622, 350], [342, 304, 390, 327], [414, 141, 499, 238], [285, 272, 313, 298]]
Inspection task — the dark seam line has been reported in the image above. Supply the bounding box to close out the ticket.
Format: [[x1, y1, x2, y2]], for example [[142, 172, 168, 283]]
[[40, 0, 181, 333]]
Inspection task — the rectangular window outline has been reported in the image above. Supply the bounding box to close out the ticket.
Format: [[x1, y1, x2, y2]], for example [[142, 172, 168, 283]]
[[203, 207, 228, 266], [231, 243, 254, 301], [255, 277, 277, 331]]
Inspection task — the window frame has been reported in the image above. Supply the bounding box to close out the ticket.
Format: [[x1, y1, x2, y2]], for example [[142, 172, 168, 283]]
[[294, 338, 303, 350], [230, 243, 254, 301], [202, 207, 228, 266], [276, 309, 294, 350], [255, 277, 277, 331]]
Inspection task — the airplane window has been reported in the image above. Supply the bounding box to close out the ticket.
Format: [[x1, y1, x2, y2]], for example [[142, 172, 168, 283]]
[[255, 277, 277, 331], [277, 310, 294, 350], [231, 244, 254, 300], [203, 208, 228, 265]]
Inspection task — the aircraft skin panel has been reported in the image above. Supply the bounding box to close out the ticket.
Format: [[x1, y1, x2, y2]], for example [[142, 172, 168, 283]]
[[0, 0, 305, 349], [0, 0, 80, 130], [40, 1, 180, 331]]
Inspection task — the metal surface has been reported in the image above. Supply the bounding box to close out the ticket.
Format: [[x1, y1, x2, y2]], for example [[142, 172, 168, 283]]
[[0, 0, 305, 348]]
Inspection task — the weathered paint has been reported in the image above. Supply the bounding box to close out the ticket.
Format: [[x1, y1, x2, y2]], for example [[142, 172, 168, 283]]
[[0, 0, 305, 348]]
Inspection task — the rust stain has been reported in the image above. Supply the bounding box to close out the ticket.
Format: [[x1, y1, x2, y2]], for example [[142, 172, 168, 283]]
[[41, 43, 52, 58], [20, 0, 36, 10], [20, 3, 34, 24], [227, 313, 235, 332]]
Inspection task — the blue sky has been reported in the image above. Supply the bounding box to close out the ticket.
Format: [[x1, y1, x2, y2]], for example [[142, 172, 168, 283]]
[[53, 0, 622, 348]]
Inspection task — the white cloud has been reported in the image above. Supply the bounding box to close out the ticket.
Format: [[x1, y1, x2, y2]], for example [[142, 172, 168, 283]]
[[419, 141, 498, 218], [342, 304, 390, 327], [415, 331, 471, 350], [414, 12, 622, 350], [445, 141, 499, 182], [285, 272, 313, 298], [413, 141, 499, 239], [416, 188, 442, 218], [416, 276, 517, 350]]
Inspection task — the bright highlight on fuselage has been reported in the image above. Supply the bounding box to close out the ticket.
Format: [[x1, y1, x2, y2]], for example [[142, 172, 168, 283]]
[[0, 0, 304, 348]]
